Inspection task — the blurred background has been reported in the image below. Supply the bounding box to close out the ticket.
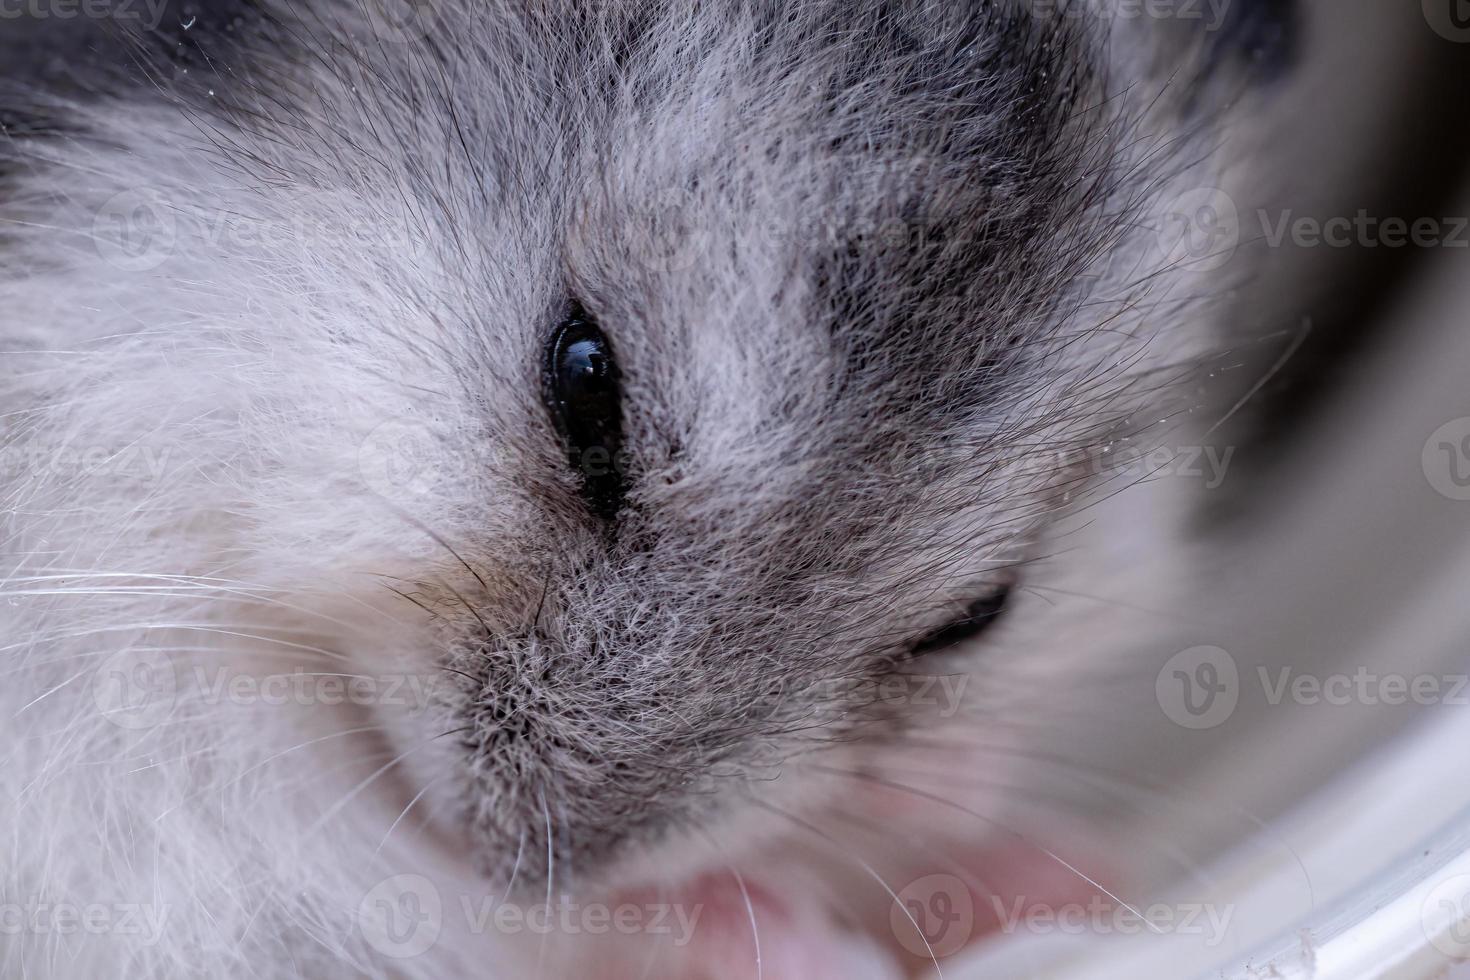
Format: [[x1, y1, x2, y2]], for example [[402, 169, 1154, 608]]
[[946, 1, 1470, 976]]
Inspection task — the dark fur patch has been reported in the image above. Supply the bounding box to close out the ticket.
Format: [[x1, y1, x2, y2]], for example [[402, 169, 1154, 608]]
[[1208, 0, 1298, 78]]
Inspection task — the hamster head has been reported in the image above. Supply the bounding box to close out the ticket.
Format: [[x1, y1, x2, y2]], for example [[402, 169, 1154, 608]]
[[0, 0, 1259, 900]]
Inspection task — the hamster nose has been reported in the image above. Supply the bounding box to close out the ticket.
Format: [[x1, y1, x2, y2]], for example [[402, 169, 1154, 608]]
[[908, 585, 1010, 657]]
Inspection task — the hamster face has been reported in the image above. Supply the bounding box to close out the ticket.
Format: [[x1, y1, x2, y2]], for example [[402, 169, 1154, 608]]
[[0, 0, 1283, 973], [420, 4, 1135, 885]]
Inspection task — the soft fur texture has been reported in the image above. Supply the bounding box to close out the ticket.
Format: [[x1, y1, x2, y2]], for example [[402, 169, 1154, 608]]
[[0, 1, 1275, 976]]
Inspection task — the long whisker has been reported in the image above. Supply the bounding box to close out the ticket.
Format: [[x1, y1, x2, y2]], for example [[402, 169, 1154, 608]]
[[873, 733, 1311, 902], [373, 774, 444, 858], [690, 826, 762, 980], [748, 798, 946, 980], [305, 726, 471, 838], [499, 827, 527, 903], [818, 800, 1001, 903], [536, 791, 555, 980], [730, 865, 763, 980], [801, 764, 1162, 934], [152, 723, 405, 824]]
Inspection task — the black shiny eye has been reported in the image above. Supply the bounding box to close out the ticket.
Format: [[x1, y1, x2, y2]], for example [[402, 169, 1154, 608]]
[[909, 586, 1010, 657], [543, 304, 625, 520]]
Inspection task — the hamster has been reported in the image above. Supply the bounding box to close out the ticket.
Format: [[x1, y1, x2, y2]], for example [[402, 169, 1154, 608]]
[[0, 1, 1292, 977]]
